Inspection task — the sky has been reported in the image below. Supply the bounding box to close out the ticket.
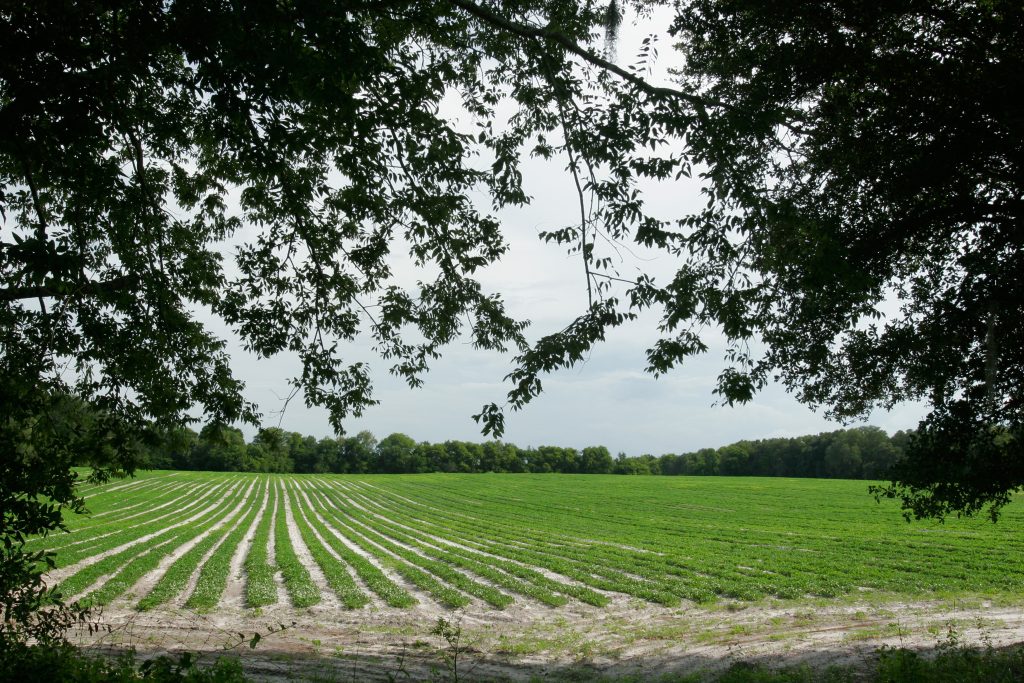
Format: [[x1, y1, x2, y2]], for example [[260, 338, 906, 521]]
[[220, 7, 927, 454]]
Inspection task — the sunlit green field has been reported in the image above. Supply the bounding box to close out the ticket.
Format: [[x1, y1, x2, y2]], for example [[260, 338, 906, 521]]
[[35, 471, 1024, 611]]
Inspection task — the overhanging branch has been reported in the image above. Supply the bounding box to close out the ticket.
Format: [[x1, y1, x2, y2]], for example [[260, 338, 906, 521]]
[[447, 0, 718, 111], [0, 275, 137, 303]]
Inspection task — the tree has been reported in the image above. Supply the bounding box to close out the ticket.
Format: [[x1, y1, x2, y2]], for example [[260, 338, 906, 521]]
[[1, 0, 1020, 644], [717, 443, 751, 476], [193, 424, 248, 471], [339, 431, 378, 474], [579, 445, 614, 474], [664, 0, 1022, 518], [376, 433, 418, 474], [249, 428, 293, 472]]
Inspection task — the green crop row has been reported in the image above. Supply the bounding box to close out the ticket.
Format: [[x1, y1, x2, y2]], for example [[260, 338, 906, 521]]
[[305, 486, 469, 608], [39, 471, 1024, 614], [289, 483, 415, 608], [310, 484, 512, 608], [47, 481, 228, 568], [243, 481, 278, 608], [59, 480, 249, 605], [332, 481, 678, 605], [139, 479, 262, 610], [312, 480, 607, 606], [272, 481, 320, 608], [186, 479, 270, 610], [26, 481, 199, 554], [283, 480, 368, 609], [306, 480, 566, 606]]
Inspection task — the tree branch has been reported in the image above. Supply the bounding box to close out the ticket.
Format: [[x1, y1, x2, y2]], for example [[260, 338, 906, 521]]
[[0, 275, 137, 303], [447, 0, 717, 111]]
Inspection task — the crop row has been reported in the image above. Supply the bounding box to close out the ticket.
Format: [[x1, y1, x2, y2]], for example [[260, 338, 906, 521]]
[[38, 471, 1024, 613]]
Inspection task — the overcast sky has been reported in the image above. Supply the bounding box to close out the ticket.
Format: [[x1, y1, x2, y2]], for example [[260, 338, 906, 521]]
[[221, 7, 926, 454]]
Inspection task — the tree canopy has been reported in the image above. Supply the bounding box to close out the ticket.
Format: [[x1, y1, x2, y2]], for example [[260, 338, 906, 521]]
[[1, 0, 1021, 642], [138, 423, 905, 479]]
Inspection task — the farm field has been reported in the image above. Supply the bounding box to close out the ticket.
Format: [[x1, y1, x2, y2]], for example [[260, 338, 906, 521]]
[[41, 471, 1024, 680]]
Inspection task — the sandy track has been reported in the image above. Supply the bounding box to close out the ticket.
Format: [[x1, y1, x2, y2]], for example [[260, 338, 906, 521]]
[[70, 591, 1024, 681]]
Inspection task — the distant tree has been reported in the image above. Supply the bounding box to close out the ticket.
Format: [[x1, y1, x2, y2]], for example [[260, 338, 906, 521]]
[[579, 446, 614, 474], [413, 442, 444, 473], [613, 453, 658, 475], [250, 428, 293, 473], [529, 446, 578, 474], [480, 441, 523, 473], [311, 438, 343, 474], [717, 443, 751, 476], [163, 426, 199, 470], [851, 427, 900, 480], [376, 433, 417, 474], [824, 434, 863, 479], [693, 448, 720, 476], [339, 431, 377, 474], [192, 424, 248, 472], [441, 441, 479, 473], [289, 433, 322, 473]]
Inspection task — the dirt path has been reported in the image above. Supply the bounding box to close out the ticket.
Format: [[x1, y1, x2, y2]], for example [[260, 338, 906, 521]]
[[70, 590, 1024, 681]]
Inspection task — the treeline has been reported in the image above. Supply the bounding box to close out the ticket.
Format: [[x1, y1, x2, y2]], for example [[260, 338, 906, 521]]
[[134, 424, 911, 480]]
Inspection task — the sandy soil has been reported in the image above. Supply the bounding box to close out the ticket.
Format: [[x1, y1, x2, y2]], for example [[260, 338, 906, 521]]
[[68, 590, 1024, 681]]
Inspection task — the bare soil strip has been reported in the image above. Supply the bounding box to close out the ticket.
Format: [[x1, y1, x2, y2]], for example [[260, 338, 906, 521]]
[[70, 593, 1024, 681], [280, 480, 340, 612], [114, 479, 259, 609], [216, 480, 271, 611], [46, 481, 235, 590], [266, 483, 285, 608]]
